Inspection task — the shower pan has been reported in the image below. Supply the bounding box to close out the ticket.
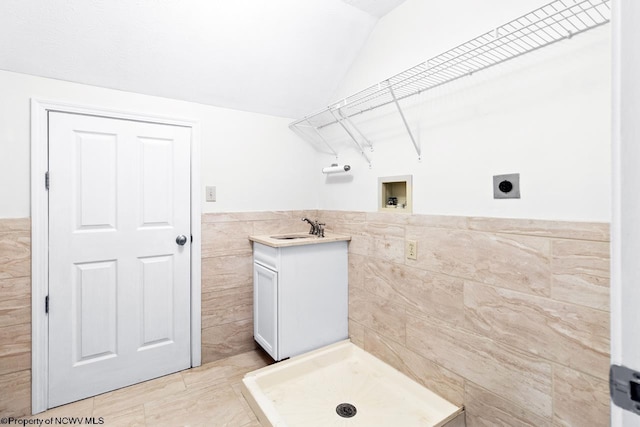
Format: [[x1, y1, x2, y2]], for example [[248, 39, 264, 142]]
[[242, 340, 464, 426]]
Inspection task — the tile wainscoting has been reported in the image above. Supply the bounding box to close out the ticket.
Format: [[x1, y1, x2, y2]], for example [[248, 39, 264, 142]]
[[0, 218, 32, 417], [0, 212, 316, 417], [324, 211, 610, 427], [200, 210, 317, 362], [0, 211, 610, 426]]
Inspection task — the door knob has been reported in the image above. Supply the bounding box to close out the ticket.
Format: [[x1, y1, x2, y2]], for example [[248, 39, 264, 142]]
[[176, 235, 188, 246]]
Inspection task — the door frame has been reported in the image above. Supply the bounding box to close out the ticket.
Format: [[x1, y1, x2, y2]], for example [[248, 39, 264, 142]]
[[30, 99, 202, 414], [611, 0, 640, 424]]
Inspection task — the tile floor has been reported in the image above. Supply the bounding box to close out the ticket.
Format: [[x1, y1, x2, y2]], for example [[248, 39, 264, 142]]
[[28, 349, 273, 426]]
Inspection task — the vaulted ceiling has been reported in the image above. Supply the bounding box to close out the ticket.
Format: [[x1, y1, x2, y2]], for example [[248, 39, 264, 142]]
[[0, 0, 406, 118]]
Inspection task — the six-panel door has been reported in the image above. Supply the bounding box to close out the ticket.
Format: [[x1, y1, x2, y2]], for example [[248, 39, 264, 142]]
[[48, 112, 192, 408]]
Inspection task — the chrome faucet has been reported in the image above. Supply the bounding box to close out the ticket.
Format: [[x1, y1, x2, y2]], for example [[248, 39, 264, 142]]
[[301, 218, 325, 237], [302, 217, 315, 235]]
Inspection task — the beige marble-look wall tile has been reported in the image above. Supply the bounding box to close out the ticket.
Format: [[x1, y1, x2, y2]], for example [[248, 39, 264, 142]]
[[0, 232, 30, 280], [0, 277, 30, 328], [202, 222, 253, 257], [365, 211, 410, 226], [202, 286, 253, 329], [202, 254, 253, 294], [0, 322, 30, 376], [328, 221, 368, 238], [318, 210, 366, 224], [364, 329, 464, 406], [553, 365, 610, 427], [406, 314, 552, 417], [202, 211, 295, 223], [251, 219, 310, 236], [348, 286, 406, 344], [0, 218, 30, 233], [365, 221, 406, 239], [405, 226, 551, 296], [364, 260, 465, 327], [463, 281, 610, 380], [348, 253, 366, 289], [464, 381, 551, 427], [551, 239, 610, 311], [348, 234, 405, 263], [467, 217, 609, 241], [407, 214, 469, 230], [0, 369, 30, 417], [348, 319, 365, 348], [202, 319, 256, 364], [344, 235, 370, 258], [364, 259, 422, 305]]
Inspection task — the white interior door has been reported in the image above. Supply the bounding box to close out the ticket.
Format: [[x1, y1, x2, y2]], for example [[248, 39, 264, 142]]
[[47, 112, 192, 408]]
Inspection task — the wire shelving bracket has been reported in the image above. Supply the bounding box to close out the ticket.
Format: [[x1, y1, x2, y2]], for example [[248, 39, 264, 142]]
[[289, 0, 610, 163]]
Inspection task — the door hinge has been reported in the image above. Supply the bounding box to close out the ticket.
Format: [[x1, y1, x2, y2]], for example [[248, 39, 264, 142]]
[[191, 235, 193, 243], [45, 171, 49, 190], [45, 295, 49, 314], [610, 364, 640, 415]]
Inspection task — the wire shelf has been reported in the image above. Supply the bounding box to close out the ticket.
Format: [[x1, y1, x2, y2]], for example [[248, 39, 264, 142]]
[[290, 0, 611, 161]]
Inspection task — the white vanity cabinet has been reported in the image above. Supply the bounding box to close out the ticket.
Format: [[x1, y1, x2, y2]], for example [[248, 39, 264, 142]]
[[250, 235, 349, 361]]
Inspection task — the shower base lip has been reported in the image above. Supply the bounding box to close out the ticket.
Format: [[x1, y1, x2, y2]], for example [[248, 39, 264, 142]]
[[241, 339, 464, 427]]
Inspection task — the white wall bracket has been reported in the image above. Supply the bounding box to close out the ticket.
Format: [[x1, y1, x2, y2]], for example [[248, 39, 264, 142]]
[[338, 109, 373, 151], [388, 83, 420, 160], [290, 120, 339, 158], [329, 109, 372, 165]]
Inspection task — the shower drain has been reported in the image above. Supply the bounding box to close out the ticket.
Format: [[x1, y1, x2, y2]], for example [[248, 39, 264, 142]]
[[336, 403, 357, 418]]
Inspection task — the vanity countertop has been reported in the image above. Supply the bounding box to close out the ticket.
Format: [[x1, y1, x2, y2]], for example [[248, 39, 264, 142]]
[[249, 232, 351, 248]]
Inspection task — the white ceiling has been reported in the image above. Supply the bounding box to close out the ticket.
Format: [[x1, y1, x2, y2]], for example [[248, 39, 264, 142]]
[[0, 0, 406, 118], [341, 0, 407, 18]]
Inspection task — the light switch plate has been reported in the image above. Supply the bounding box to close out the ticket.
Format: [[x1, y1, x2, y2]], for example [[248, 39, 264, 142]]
[[206, 186, 216, 202]]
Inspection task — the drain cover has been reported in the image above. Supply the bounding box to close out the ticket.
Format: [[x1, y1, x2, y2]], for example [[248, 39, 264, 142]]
[[336, 403, 357, 418]]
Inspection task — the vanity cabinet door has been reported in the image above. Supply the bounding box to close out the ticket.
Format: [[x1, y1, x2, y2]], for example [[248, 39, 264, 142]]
[[253, 262, 278, 360]]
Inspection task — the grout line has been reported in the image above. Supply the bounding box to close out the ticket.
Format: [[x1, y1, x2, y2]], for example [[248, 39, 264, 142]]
[[464, 379, 553, 425]]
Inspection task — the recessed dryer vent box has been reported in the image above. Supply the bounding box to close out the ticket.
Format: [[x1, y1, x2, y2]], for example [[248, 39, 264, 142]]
[[379, 175, 412, 213], [493, 173, 520, 199]]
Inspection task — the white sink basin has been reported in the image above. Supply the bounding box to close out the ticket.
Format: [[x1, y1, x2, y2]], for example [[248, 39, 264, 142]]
[[269, 234, 315, 240]]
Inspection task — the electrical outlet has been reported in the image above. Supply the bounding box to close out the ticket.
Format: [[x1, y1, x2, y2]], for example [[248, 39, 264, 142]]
[[406, 240, 417, 260], [206, 186, 216, 202]]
